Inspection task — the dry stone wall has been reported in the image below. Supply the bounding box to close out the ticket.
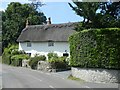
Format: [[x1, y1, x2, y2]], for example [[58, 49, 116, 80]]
[[72, 67, 120, 83]]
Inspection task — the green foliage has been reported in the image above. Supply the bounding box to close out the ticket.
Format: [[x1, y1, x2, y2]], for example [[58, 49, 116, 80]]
[[11, 54, 29, 66], [100, 2, 120, 19], [29, 55, 46, 69], [2, 44, 29, 66], [2, 44, 18, 64], [68, 74, 84, 82], [69, 28, 120, 69], [74, 22, 85, 32], [69, 1, 120, 30], [47, 53, 58, 60], [48, 56, 68, 69], [2, 48, 11, 64], [2, 2, 47, 49], [68, 2, 100, 28]]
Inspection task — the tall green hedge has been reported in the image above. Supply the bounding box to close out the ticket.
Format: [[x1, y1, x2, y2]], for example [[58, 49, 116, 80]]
[[69, 28, 120, 69]]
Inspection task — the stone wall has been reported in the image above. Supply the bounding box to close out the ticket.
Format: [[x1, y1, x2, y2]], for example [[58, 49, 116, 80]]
[[72, 67, 120, 83], [22, 59, 30, 68], [37, 61, 70, 72], [37, 61, 55, 72]]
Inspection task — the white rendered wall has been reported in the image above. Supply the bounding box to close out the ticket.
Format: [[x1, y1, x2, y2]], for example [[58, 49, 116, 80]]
[[19, 42, 70, 58]]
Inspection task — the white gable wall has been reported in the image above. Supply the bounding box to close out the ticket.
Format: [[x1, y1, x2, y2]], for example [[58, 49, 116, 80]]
[[19, 42, 70, 59]]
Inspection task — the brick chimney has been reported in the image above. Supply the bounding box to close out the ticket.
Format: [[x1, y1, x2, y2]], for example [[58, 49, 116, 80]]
[[47, 17, 51, 25]]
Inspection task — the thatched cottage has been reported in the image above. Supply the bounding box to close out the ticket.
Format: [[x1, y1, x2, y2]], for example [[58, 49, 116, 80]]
[[17, 18, 77, 58]]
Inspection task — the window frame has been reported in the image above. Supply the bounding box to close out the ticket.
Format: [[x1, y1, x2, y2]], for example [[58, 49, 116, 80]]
[[48, 41, 54, 47], [27, 41, 31, 47]]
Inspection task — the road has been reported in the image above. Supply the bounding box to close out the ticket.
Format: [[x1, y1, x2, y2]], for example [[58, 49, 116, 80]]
[[0, 62, 1, 89], [1, 64, 119, 89]]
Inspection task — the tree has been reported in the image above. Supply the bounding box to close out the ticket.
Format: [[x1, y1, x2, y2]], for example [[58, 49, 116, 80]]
[[2, 2, 47, 49], [98, 2, 120, 28], [68, 1, 100, 28], [100, 2, 120, 19], [30, 0, 45, 10], [69, 1, 120, 30]]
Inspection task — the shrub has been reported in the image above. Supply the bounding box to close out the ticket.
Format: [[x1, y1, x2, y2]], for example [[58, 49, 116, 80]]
[[48, 56, 68, 69], [47, 53, 58, 60], [69, 28, 120, 69], [38, 55, 46, 61], [11, 54, 29, 66], [2, 48, 11, 64], [2, 44, 29, 66], [2, 45, 16, 65], [29, 55, 46, 69], [11, 50, 25, 55]]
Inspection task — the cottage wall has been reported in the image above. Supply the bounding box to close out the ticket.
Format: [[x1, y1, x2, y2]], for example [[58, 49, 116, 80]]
[[19, 41, 70, 59]]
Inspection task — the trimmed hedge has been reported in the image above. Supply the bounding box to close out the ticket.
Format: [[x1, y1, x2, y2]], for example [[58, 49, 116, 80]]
[[69, 28, 120, 69]]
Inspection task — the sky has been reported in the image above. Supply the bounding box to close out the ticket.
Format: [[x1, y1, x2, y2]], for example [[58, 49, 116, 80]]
[[0, 0, 83, 24]]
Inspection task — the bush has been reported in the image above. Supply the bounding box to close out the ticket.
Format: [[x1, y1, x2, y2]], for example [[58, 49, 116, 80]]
[[11, 54, 29, 66], [69, 28, 120, 69], [29, 55, 46, 69], [47, 53, 58, 60], [2, 44, 29, 66], [48, 56, 68, 69], [2, 45, 18, 65], [2, 48, 11, 64]]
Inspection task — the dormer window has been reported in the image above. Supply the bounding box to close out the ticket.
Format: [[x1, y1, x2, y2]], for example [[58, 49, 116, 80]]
[[27, 42, 31, 47], [48, 41, 54, 46]]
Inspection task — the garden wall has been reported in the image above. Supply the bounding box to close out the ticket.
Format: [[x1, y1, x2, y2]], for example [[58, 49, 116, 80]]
[[37, 60, 70, 72], [72, 67, 120, 83], [22, 59, 30, 68], [37, 61, 53, 72]]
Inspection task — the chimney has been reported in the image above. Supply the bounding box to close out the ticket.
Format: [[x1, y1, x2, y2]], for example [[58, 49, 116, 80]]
[[47, 17, 51, 25], [26, 19, 29, 27]]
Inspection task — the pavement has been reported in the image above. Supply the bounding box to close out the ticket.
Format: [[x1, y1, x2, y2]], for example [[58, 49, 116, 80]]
[[1, 64, 120, 89]]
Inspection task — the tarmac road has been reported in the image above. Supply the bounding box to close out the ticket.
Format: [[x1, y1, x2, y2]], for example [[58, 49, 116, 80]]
[[1, 64, 119, 90]]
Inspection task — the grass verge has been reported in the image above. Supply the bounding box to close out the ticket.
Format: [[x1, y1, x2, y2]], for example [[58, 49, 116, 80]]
[[68, 74, 85, 82]]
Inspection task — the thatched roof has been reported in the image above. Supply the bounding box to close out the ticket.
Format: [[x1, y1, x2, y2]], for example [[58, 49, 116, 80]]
[[17, 22, 77, 42]]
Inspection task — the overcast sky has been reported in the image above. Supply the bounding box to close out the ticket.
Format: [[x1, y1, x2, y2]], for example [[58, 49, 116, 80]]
[[0, 0, 83, 24]]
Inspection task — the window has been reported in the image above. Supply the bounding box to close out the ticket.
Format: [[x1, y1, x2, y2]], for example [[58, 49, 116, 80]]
[[27, 42, 31, 47], [48, 41, 54, 46]]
